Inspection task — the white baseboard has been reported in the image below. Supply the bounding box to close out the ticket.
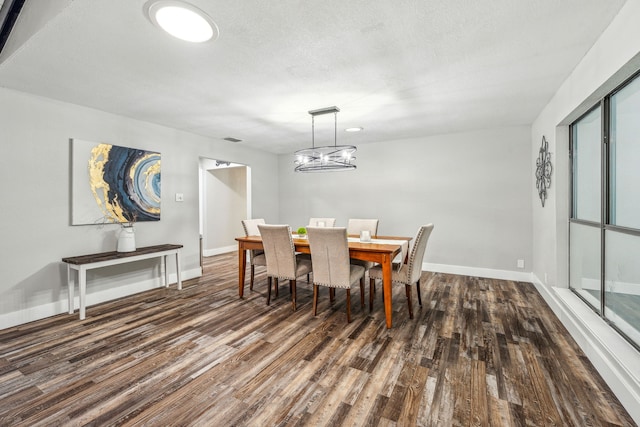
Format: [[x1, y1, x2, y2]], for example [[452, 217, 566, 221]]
[[531, 274, 640, 425], [0, 267, 202, 330], [203, 255, 533, 283], [203, 245, 236, 257], [424, 262, 533, 283]]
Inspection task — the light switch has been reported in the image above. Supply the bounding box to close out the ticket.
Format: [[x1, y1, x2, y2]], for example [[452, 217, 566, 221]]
[[175, 193, 184, 202]]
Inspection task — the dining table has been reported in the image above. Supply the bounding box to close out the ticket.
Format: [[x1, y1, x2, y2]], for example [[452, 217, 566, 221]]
[[235, 234, 411, 329]]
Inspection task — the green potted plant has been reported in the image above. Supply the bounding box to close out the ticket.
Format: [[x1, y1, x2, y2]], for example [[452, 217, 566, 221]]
[[297, 227, 307, 238]]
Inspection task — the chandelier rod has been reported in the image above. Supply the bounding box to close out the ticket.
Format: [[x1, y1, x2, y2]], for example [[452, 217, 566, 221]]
[[312, 114, 315, 149], [334, 111, 337, 148], [309, 106, 340, 149]]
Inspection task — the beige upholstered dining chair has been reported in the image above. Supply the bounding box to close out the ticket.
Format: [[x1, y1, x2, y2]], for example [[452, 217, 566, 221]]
[[258, 224, 313, 311], [308, 218, 336, 227], [346, 218, 380, 271], [347, 218, 379, 237], [368, 224, 434, 319], [307, 226, 366, 323], [241, 219, 267, 291]]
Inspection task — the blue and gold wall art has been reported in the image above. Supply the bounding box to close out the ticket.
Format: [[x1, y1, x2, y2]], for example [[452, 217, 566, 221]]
[[71, 139, 161, 225]]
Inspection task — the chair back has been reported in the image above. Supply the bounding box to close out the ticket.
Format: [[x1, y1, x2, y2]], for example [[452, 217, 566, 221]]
[[307, 227, 351, 288], [258, 224, 297, 279], [407, 224, 434, 284], [242, 218, 265, 236], [308, 217, 336, 227], [347, 219, 379, 236]]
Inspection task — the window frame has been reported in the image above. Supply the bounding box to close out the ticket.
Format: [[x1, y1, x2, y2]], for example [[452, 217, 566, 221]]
[[569, 69, 640, 352]]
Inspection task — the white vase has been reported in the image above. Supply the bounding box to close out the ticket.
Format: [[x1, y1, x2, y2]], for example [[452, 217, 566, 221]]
[[117, 226, 136, 252]]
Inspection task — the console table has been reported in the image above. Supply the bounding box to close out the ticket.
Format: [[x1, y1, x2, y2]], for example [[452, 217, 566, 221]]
[[62, 244, 183, 320]]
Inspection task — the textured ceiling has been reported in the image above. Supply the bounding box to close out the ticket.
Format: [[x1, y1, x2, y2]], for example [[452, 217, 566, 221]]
[[0, 0, 627, 153]]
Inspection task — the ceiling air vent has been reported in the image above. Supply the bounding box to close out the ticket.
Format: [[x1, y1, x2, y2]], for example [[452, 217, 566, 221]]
[[223, 137, 242, 143]]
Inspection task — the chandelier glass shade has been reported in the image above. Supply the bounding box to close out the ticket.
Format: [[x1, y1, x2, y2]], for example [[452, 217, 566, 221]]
[[294, 106, 357, 172]]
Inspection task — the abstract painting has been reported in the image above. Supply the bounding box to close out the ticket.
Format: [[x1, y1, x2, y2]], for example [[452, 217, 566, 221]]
[[71, 138, 161, 225]]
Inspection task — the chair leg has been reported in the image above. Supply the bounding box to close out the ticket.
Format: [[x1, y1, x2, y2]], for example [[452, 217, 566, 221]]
[[291, 280, 297, 311], [307, 273, 310, 283], [416, 279, 422, 306], [267, 277, 272, 305], [346, 289, 351, 323], [369, 278, 375, 311], [405, 284, 413, 319], [313, 285, 319, 316], [359, 278, 365, 308], [329, 288, 335, 303], [250, 265, 255, 290], [275, 278, 279, 298]]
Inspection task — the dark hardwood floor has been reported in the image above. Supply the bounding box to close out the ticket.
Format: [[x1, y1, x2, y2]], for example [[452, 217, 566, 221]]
[[0, 253, 635, 426]]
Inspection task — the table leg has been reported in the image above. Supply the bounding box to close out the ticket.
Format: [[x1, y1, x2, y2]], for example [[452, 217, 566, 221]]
[[68, 265, 74, 314], [176, 250, 182, 290], [163, 255, 169, 287], [382, 254, 393, 329], [238, 244, 247, 298], [79, 266, 87, 320]]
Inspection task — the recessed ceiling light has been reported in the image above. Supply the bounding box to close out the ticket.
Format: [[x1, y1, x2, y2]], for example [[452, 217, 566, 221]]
[[144, 0, 219, 43], [345, 127, 363, 132]]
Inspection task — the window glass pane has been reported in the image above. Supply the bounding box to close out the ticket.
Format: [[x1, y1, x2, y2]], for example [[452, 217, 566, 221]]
[[572, 107, 601, 222], [610, 75, 640, 229], [605, 230, 640, 347], [570, 223, 601, 313]]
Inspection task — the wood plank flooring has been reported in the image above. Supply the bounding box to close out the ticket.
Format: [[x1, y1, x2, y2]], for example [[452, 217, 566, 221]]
[[0, 252, 636, 426]]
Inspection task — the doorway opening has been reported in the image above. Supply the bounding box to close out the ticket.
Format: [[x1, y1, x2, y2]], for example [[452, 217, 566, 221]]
[[199, 158, 251, 266]]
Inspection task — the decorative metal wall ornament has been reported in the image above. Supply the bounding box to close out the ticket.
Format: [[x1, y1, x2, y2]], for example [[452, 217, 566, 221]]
[[535, 135, 553, 207]]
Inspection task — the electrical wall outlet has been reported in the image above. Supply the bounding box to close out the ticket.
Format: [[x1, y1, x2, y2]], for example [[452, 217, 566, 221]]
[[175, 193, 184, 202], [517, 259, 525, 269]]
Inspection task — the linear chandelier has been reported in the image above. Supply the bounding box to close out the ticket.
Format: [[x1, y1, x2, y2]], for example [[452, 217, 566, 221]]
[[294, 106, 357, 172]]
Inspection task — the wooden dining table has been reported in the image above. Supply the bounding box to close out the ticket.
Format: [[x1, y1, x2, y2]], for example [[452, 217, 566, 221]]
[[235, 234, 410, 329]]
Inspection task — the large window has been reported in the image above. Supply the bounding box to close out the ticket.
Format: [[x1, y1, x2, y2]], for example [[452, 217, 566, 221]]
[[570, 72, 640, 349]]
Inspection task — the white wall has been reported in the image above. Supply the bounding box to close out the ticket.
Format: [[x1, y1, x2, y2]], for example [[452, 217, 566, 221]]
[[531, 0, 640, 421], [532, 0, 640, 288], [279, 126, 532, 277], [0, 87, 279, 328]]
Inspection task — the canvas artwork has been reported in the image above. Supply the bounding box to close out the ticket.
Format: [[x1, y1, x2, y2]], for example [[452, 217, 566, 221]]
[[71, 138, 161, 225]]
